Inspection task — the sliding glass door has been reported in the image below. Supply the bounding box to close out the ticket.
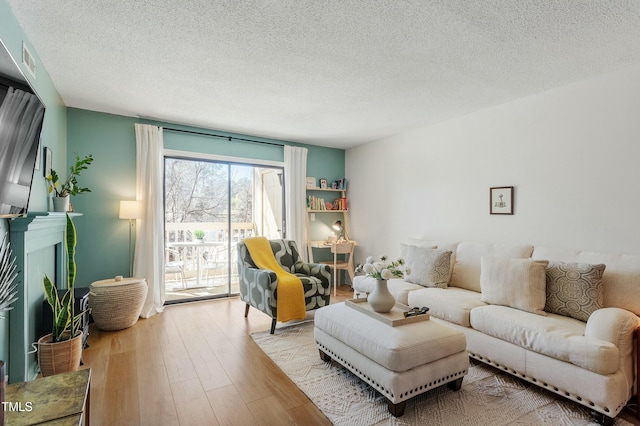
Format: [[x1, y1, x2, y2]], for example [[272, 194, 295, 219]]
[[164, 155, 284, 303]]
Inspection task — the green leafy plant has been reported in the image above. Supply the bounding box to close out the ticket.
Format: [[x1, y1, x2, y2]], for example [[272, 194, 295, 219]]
[[46, 153, 94, 197], [0, 234, 18, 320], [42, 214, 83, 342], [193, 229, 206, 240]]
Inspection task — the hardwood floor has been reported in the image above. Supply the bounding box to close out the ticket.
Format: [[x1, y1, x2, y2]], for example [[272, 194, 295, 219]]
[[83, 285, 640, 426], [83, 285, 354, 425]]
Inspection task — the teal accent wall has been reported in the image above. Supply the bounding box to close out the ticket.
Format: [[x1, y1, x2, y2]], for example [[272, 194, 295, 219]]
[[1, 0, 68, 373], [67, 109, 346, 287], [66, 109, 138, 288]]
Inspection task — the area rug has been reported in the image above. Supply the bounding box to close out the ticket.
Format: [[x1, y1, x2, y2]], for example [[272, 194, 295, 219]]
[[251, 322, 632, 426]]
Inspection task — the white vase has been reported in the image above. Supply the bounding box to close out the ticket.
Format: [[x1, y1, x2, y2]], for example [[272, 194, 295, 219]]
[[52, 196, 70, 212], [368, 279, 395, 313]]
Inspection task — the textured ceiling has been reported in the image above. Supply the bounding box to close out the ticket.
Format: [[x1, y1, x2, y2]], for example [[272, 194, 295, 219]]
[[6, 1, 640, 149]]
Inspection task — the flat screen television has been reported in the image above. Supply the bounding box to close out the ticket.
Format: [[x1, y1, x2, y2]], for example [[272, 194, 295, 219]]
[[0, 40, 46, 218]]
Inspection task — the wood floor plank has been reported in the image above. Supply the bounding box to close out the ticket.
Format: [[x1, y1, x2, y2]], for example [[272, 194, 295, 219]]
[[171, 377, 220, 426], [133, 317, 165, 367], [159, 316, 199, 384], [101, 350, 140, 426], [246, 395, 296, 426], [206, 384, 259, 426], [180, 326, 233, 391], [288, 401, 332, 425], [84, 284, 356, 425], [137, 364, 179, 426]]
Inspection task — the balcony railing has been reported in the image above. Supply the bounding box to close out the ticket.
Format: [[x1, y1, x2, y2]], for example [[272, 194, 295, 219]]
[[164, 222, 255, 290]]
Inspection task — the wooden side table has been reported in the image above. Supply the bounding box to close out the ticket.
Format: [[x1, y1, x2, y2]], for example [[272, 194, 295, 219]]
[[4, 368, 91, 425]]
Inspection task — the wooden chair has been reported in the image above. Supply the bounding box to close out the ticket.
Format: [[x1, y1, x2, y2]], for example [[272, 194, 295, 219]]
[[320, 241, 355, 296]]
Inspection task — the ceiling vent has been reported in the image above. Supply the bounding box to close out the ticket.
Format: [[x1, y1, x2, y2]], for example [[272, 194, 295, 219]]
[[22, 42, 36, 79]]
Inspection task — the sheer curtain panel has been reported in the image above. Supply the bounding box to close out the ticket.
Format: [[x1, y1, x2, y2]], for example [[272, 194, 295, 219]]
[[284, 146, 308, 261], [134, 123, 165, 317]]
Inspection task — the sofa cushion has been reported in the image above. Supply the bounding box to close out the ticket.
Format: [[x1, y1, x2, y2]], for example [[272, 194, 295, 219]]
[[470, 305, 619, 375], [451, 242, 534, 292], [407, 287, 487, 327], [480, 257, 548, 316], [545, 261, 605, 322], [532, 246, 640, 317], [352, 276, 422, 305], [404, 246, 452, 288]]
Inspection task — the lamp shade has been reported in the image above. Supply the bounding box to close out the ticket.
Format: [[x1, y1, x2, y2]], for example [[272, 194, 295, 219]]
[[332, 220, 343, 232], [119, 200, 141, 220]]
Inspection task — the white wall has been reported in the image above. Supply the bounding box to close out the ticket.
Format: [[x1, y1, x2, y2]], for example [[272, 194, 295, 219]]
[[346, 65, 640, 261]]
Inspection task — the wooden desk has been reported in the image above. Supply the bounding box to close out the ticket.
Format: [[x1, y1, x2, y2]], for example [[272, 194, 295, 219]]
[[5, 368, 91, 425]]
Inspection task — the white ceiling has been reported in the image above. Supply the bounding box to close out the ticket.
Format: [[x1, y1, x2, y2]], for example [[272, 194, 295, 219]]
[[6, 1, 640, 149]]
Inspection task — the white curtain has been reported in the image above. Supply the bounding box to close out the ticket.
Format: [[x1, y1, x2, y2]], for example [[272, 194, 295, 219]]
[[284, 146, 308, 261], [134, 123, 165, 318], [0, 87, 44, 214]]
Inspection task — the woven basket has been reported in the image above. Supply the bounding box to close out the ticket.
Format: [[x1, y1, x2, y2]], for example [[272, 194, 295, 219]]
[[37, 332, 83, 377], [89, 277, 148, 331]]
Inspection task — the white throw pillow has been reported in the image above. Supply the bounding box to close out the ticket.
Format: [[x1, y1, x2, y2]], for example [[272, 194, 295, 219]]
[[400, 241, 436, 260], [480, 256, 549, 316], [404, 246, 452, 288]]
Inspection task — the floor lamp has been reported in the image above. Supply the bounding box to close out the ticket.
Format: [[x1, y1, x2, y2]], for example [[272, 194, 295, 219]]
[[119, 200, 141, 277]]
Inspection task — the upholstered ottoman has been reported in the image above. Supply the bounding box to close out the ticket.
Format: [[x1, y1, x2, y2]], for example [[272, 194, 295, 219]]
[[314, 302, 468, 416]]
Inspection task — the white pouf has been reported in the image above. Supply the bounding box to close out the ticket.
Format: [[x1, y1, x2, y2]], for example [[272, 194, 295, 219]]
[[89, 276, 147, 331]]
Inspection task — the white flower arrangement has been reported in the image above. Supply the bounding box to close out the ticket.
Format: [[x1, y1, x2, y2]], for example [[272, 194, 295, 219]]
[[356, 255, 409, 280]]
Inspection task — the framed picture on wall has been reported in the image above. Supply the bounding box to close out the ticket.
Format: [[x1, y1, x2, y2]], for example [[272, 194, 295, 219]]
[[306, 177, 317, 189], [490, 186, 514, 215]]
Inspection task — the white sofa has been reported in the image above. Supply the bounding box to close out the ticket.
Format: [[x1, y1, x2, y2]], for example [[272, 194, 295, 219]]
[[353, 240, 640, 424]]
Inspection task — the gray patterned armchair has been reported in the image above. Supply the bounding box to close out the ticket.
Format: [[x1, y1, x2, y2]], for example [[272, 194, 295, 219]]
[[237, 239, 331, 333]]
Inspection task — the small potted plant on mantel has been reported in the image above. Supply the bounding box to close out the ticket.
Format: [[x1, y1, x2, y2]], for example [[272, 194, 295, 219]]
[[37, 214, 85, 376], [45, 153, 94, 212]]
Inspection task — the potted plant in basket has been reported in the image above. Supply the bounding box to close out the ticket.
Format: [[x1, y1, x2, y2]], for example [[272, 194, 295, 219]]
[[37, 214, 85, 376], [45, 153, 94, 212]]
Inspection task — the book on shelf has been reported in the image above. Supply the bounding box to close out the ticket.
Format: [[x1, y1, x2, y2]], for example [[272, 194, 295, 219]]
[[308, 195, 348, 211], [307, 195, 327, 210], [332, 197, 348, 210]]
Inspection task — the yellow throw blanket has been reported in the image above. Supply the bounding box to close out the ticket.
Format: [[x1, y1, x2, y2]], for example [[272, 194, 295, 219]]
[[243, 237, 306, 322]]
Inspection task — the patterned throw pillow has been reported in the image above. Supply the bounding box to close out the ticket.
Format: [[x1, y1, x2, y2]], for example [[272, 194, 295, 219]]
[[404, 246, 452, 288], [545, 261, 605, 322]]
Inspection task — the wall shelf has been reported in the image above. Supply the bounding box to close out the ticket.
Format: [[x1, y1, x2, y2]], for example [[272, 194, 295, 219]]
[[306, 188, 350, 262]]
